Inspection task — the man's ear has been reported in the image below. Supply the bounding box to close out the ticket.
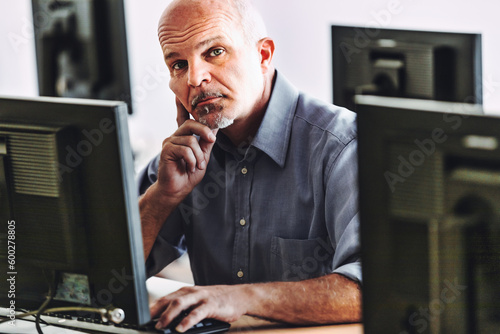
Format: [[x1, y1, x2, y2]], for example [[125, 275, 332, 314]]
[[258, 38, 275, 74]]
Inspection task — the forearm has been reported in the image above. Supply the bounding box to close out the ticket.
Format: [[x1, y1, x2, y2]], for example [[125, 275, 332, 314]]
[[244, 273, 362, 325], [139, 182, 179, 260]]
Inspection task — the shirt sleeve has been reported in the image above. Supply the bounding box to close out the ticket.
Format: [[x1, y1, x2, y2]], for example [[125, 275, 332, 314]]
[[136, 155, 187, 278], [326, 138, 362, 284]]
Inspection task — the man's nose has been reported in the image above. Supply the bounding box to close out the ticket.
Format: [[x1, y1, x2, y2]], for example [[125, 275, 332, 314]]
[[187, 60, 211, 87]]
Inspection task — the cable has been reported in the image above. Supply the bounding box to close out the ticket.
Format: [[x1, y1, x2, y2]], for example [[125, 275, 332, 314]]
[[0, 308, 47, 325], [32, 269, 57, 333], [35, 290, 53, 334]]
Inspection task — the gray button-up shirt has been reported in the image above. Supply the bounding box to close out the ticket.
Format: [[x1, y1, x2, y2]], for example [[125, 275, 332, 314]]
[[137, 71, 361, 285]]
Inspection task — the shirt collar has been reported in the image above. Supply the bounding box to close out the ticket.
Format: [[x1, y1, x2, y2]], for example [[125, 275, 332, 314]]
[[250, 70, 298, 168]]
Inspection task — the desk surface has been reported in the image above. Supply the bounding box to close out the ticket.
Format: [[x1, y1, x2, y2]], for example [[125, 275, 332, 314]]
[[230, 316, 362, 333], [0, 318, 362, 334], [0, 277, 363, 334]]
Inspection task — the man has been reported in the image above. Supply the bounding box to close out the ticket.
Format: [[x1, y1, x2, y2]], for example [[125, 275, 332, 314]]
[[137, 0, 361, 331]]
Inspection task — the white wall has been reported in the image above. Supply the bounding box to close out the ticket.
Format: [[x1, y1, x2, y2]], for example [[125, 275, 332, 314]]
[[253, 0, 500, 112], [1, 0, 500, 170]]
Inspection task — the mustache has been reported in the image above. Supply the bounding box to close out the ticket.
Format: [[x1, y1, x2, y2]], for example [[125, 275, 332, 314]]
[[191, 92, 224, 108]]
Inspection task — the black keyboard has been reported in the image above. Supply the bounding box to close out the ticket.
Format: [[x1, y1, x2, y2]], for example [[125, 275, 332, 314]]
[[19, 312, 231, 334], [153, 317, 231, 334]]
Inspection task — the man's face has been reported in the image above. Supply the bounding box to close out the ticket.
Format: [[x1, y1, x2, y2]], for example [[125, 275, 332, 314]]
[[158, 2, 264, 129]]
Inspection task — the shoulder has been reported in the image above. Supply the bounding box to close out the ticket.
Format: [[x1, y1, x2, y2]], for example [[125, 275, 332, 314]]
[[293, 92, 357, 146], [286, 92, 357, 175]]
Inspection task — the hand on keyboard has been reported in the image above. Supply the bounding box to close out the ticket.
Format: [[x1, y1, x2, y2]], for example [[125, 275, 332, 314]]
[[149, 311, 230, 334]]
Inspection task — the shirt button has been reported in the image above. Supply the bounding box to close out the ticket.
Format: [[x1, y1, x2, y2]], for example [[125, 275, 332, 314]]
[[237, 270, 244, 278], [241, 167, 248, 175], [239, 218, 246, 226]]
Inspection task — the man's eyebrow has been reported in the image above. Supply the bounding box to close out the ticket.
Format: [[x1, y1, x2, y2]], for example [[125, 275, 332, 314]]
[[165, 51, 180, 62], [196, 35, 225, 49], [164, 36, 226, 61]]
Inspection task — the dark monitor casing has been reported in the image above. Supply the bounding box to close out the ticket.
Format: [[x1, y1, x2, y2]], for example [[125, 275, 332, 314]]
[[357, 96, 500, 333], [0, 96, 149, 326], [31, 0, 133, 114], [332, 25, 482, 111]]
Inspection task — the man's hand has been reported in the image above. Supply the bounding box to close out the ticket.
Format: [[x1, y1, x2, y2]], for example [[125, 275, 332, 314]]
[[151, 285, 250, 332], [151, 273, 362, 332], [156, 119, 217, 202], [139, 100, 217, 260], [156, 98, 217, 201]]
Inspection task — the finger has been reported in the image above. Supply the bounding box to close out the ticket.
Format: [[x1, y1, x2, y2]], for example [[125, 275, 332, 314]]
[[153, 298, 186, 329], [199, 128, 219, 159], [176, 97, 191, 127], [175, 305, 209, 333], [161, 141, 198, 173], [174, 119, 216, 144], [150, 288, 189, 318], [168, 135, 208, 170], [153, 287, 200, 329], [150, 297, 169, 319]]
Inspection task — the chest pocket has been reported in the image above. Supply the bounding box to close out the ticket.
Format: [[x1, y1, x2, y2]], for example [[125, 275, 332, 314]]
[[270, 236, 334, 282]]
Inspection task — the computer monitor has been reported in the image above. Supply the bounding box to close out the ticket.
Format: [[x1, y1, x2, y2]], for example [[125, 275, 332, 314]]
[[331, 25, 482, 111], [356, 95, 500, 333], [31, 0, 133, 114], [0, 96, 149, 327]]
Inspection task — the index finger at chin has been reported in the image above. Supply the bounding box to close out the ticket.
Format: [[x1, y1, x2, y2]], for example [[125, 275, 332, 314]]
[[176, 100, 191, 127], [175, 120, 215, 142]]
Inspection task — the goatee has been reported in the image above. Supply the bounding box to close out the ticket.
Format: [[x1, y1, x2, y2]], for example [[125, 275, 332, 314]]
[[197, 103, 234, 130]]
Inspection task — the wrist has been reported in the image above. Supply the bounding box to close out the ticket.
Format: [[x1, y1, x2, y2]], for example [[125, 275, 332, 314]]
[[239, 283, 275, 318], [139, 181, 179, 222]]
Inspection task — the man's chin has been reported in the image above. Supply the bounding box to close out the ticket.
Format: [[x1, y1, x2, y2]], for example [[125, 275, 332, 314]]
[[199, 115, 234, 130]]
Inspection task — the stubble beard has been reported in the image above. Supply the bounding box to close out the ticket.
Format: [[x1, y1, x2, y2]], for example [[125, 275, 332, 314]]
[[194, 100, 234, 130]]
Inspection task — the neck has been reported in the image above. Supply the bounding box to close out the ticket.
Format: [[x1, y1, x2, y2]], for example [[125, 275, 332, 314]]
[[221, 70, 276, 147]]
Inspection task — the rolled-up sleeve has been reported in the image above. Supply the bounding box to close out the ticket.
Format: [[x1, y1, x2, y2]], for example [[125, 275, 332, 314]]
[[326, 139, 362, 283]]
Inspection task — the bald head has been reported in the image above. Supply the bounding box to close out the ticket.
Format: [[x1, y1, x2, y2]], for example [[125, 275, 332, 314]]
[[159, 0, 267, 46]]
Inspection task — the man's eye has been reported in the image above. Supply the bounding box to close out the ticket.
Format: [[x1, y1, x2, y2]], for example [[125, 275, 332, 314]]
[[172, 61, 187, 70], [209, 48, 224, 57]]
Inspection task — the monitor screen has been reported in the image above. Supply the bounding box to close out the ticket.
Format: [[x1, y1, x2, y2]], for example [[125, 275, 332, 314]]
[[31, 0, 133, 114], [356, 96, 500, 333], [331, 25, 482, 111], [0, 95, 149, 327]]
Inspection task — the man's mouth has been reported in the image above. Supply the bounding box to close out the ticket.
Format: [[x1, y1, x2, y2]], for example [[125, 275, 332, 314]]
[[191, 92, 224, 109], [196, 96, 220, 107]]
